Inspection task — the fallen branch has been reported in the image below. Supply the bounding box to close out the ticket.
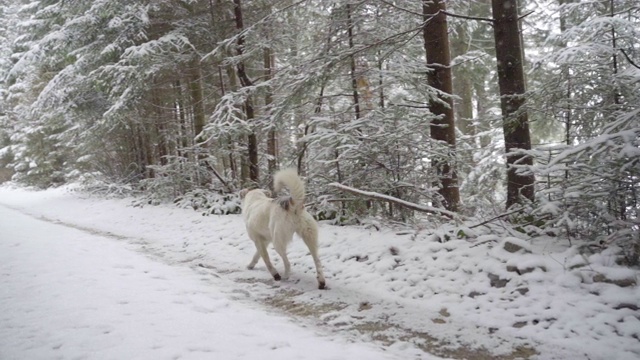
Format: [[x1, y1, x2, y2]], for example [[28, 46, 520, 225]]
[[468, 207, 525, 229], [204, 159, 234, 193], [328, 183, 457, 219]]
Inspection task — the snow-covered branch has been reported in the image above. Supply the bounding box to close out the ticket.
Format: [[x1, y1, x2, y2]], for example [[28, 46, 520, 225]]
[[329, 183, 458, 219]]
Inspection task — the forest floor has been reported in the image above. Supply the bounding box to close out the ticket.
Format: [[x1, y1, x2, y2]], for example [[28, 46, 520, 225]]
[[1, 185, 639, 360]]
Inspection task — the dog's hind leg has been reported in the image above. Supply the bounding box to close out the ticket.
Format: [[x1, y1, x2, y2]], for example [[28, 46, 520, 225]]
[[304, 238, 326, 289], [298, 218, 326, 289], [271, 226, 293, 280], [247, 249, 261, 270], [273, 242, 291, 280]]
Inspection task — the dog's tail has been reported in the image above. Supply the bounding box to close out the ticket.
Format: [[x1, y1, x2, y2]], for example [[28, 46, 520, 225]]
[[274, 168, 305, 210]]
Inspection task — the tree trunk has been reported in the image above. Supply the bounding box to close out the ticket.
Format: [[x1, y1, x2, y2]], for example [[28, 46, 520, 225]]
[[491, 0, 535, 209], [173, 80, 189, 155], [559, 0, 572, 181], [264, 44, 277, 185], [450, 23, 475, 138], [224, 63, 240, 182], [151, 86, 168, 166], [233, 0, 259, 184], [423, 0, 460, 212], [474, 79, 493, 148], [189, 58, 206, 145], [609, 0, 621, 106], [346, 3, 361, 121], [188, 58, 209, 185]]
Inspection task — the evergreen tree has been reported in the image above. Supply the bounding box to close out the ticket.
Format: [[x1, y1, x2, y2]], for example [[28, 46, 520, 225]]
[[423, 0, 460, 213], [491, 0, 535, 209]]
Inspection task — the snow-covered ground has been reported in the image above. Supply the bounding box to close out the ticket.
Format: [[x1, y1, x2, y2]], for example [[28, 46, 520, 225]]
[[1, 185, 639, 360]]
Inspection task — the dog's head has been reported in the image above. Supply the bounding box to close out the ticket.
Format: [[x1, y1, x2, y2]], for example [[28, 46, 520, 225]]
[[239, 188, 272, 199], [239, 188, 250, 199]]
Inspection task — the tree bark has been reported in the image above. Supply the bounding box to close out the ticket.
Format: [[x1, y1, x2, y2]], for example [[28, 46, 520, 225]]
[[188, 58, 210, 185], [173, 80, 189, 154], [264, 44, 277, 185], [151, 86, 168, 166], [491, 0, 535, 209], [423, 0, 460, 212], [233, 0, 259, 184], [475, 80, 491, 148], [189, 58, 206, 145], [223, 62, 240, 182], [559, 0, 573, 181], [609, 0, 621, 106], [450, 23, 475, 138], [346, 3, 361, 121]]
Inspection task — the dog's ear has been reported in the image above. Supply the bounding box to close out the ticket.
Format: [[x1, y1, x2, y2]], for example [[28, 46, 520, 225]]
[[239, 188, 250, 199], [262, 189, 272, 198]]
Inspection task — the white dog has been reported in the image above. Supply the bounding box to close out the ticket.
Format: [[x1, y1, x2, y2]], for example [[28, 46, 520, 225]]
[[240, 168, 326, 289]]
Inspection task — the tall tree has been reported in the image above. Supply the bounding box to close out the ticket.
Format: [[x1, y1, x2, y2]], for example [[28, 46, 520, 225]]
[[346, 3, 361, 121], [491, 0, 535, 209], [264, 44, 278, 182], [233, 0, 259, 185], [423, 0, 460, 212]]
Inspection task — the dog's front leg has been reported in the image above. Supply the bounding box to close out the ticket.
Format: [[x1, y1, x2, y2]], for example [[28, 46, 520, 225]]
[[255, 240, 281, 281]]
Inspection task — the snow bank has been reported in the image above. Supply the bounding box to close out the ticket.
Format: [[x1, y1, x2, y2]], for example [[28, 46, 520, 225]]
[[1, 185, 638, 360]]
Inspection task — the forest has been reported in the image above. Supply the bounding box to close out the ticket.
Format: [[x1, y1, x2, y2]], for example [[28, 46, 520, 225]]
[[0, 0, 638, 262]]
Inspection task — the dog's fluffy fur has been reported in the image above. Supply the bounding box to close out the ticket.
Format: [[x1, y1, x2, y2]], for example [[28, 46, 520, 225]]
[[240, 168, 326, 289]]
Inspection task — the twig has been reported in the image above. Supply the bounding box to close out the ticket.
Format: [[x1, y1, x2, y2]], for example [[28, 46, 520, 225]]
[[441, 10, 495, 23], [468, 207, 525, 229], [379, 0, 423, 17], [619, 49, 640, 69], [470, 239, 498, 248], [518, 10, 535, 21]]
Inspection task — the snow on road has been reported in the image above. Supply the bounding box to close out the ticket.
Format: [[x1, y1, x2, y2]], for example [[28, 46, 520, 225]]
[[1, 185, 639, 360], [0, 201, 410, 360]]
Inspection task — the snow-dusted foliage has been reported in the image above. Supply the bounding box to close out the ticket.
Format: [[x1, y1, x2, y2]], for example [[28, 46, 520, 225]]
[[528, 0, 640, 262], [0, 0, 637, 263], [199, 0, 464, 220]]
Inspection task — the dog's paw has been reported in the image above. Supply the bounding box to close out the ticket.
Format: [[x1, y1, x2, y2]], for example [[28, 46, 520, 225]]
[[273, 273, 281, 281], [318, 280, 326, 290]]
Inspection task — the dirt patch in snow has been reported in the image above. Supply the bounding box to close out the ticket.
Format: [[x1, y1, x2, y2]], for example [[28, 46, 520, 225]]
[[261, 287, 537, 360]]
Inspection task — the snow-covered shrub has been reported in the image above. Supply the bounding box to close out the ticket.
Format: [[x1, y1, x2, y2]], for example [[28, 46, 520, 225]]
[[533, 123, 640, 265], [134, 156, 240, 214], [308, 194, 361, 225], [139, 156, 215, 201], [174, 188, 241, 215]]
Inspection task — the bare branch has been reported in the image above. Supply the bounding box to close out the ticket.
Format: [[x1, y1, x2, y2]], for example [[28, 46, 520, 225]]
[[378, 0, 423, 17], [518, 10, 535, 21], [468, 207, 525, 229], [378, 1, 496, 23], [619, 49, 640, 69], [440, 10, 495, 23]]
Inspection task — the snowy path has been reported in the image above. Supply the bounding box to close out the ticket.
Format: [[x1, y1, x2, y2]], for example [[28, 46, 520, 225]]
[[0, 205, 407, 360], [1, 186, 639, 360]]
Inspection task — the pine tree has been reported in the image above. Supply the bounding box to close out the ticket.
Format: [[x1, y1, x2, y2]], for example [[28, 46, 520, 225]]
[[423, 0, 459, 212], [491, 0, 535, 209]]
